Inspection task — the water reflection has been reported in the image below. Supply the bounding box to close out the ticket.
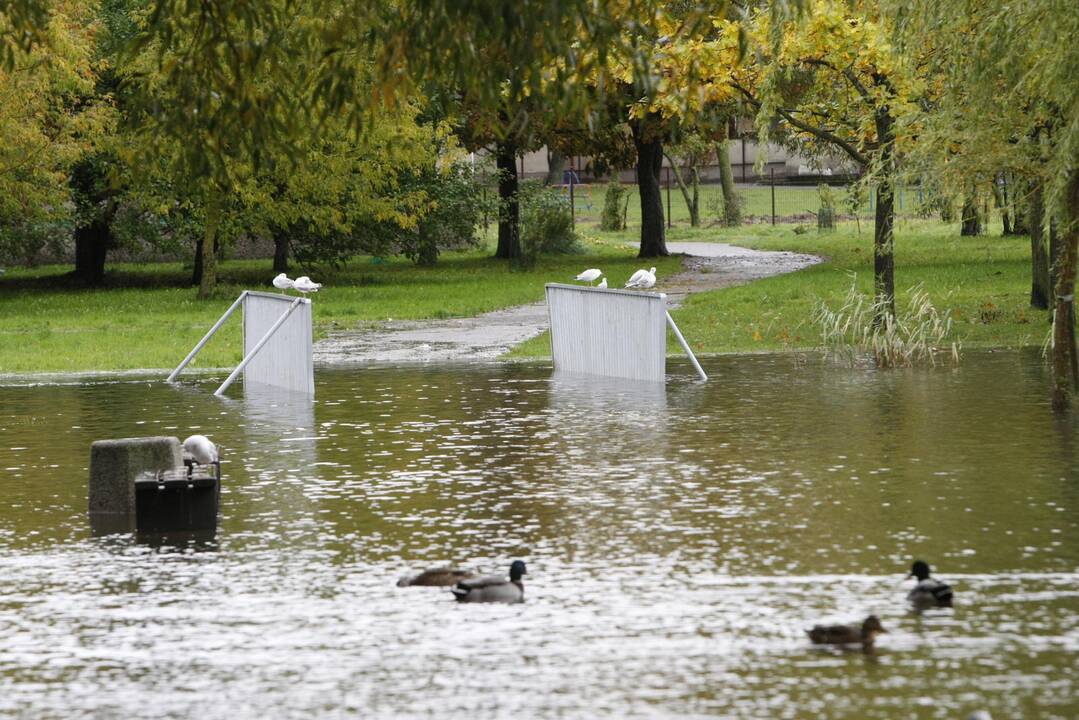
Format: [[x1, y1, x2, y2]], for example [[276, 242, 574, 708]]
[[0, 352, 1076, 719]]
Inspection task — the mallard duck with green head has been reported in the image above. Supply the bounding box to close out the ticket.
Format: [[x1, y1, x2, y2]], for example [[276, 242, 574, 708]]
[[451, 560, 526, 603], [907, 560, 954, 608]]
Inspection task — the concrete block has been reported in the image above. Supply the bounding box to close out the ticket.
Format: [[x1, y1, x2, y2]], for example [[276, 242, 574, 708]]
[[89, 437, 182, 517]]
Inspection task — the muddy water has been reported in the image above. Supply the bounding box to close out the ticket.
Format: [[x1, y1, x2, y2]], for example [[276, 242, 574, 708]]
[[0, 351, 1077, 719]]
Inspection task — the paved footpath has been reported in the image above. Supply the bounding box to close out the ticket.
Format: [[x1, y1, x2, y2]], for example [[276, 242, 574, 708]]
[[312, 242, 820, 365]]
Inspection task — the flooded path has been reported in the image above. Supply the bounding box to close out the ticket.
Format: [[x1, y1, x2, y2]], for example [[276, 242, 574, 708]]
[[313, 242, 819, 364]]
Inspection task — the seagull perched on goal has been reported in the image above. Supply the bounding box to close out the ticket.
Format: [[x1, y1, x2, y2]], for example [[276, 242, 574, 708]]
[[272, 273, 294, 290], [293, 276, 322, 294], [624, 267, 656, 289], [575, 268, 602, 285]]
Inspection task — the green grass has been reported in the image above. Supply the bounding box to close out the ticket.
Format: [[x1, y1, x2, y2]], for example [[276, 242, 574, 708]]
[[511, 217, 1050, 358], [0, 200, 1046, 373], [0, 243, 682, 374]]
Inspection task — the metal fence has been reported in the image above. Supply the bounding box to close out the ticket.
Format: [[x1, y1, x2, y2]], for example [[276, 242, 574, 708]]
[[556, 174, 935, 228]]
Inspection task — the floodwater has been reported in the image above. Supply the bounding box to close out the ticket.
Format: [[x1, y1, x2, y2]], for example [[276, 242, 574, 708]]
[[0, 351, 1076, 719]]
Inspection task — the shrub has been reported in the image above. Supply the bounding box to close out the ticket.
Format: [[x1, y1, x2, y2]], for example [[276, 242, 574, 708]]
[[707, 186, 744, 227], [293, 163, 487, 268], [722, 190, 745, 227], [817, 183, 836, 231], [400, 164, 487, 266], [519, 180, 582, 256], [600, 182, 630, 231]]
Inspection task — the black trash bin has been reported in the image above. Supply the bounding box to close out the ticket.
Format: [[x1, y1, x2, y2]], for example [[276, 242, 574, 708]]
[[134, 464, 220, 533]]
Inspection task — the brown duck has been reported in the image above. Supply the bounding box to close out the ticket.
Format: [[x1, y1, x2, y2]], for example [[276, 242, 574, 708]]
[[396, 567, 477, 587], [807, 615, 887, 648]]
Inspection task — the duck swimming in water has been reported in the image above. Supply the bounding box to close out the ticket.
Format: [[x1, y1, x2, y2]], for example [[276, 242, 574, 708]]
[[907, 560, 954, 608], [396, 567, 477, 587], [807, 615, 887, 649], [451, 560, 526, 603]]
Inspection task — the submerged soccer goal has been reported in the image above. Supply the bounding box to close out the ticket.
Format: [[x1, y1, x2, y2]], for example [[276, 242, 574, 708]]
[[545, 283, 707, 383], [167, 291, 314, 396]]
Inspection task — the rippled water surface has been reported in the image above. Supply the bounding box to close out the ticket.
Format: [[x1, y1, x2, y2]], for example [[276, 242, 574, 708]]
[[1, 352, 1077, 719]]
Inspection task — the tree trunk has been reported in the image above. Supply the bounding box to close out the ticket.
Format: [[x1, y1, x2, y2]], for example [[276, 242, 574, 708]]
[[197, 201, 220, 299], [690, 166, 700, 228], [1049, 216, 1061, 295], [73, 217, 111, 286], [873, 111, 897, 321], [1011, 173, 1029, 235], [495, 140, 521, 259], [716, 137, 740, 226], [1028, 177, 1051, 309], [992, 174, 1013, 235], [1050, 170, 1079, 412], [961, 189, 981, 236], [273, 233, 289, 273], [631, 120, 668, 258], [192, 238, 203, 286], [546, 149, 566, 186]]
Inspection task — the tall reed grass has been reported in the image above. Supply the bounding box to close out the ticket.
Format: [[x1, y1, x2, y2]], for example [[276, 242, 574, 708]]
[[813, 278, 961, 368]]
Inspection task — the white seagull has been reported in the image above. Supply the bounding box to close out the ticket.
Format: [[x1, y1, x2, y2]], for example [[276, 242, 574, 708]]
[[182, 434, 218, 465], [625, 267, 657, 289], [293, 276, 322, 294], [272, 273, 294, 290], [575, 268, 602, 285], [597, 277, 607, 289]]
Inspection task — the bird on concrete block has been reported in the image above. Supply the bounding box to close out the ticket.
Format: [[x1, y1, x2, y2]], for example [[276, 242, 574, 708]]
[[451, 560, 526, 603], [293, 276, 322, 294], [272, 273, 294, 290], [575, 268, 602, 285], [597, 277, 608, 289], [182, 434, 218, 466]]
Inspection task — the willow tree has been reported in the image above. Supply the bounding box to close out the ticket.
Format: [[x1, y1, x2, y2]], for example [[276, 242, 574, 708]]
[[889, 0, 1079, 409], [732, 0, 926, 320], [119, 0, 321, 297]]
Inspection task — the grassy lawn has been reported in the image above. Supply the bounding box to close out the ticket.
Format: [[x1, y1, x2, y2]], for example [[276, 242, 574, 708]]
[[512, 217, 1050, 358], [0, 243, 682, 374], [0, 195, 1047, 374]]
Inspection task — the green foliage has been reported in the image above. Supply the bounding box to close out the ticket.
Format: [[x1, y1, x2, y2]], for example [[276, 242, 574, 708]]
[[705, 186, 746, 227], [519, 181, 581, 258], [398, 164, 488, 266], [0, 0, 111, 264], [0, 0, 49, 68], [722, 191, 745, 227], [600, 182, 630, 231], [817, 183, 836, 231]]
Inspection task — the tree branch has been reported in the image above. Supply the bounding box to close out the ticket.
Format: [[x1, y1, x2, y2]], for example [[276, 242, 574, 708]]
[[732, 81, 871, 166]]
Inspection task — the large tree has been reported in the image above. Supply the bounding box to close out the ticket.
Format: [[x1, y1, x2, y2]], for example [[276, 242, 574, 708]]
[[732, 0, 926, 320], [889, 0, 1079, 409]]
